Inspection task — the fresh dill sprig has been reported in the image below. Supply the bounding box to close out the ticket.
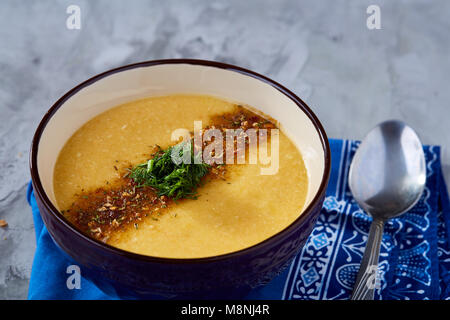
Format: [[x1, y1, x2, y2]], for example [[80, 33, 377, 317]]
[[129, 141, 210, 200]]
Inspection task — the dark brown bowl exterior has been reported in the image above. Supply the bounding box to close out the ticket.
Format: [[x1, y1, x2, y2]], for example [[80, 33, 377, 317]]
[[30, 59, 331, 299]]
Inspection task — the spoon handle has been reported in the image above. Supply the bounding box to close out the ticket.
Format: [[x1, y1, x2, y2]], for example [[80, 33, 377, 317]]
[[350, 218, 385, 300]]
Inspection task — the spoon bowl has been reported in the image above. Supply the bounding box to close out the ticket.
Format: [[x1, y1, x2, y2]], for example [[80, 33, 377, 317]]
[[349, 120, 426, 299]]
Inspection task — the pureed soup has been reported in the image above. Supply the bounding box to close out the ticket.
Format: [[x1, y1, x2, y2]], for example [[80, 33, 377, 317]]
[[53, 95, 308, 258]]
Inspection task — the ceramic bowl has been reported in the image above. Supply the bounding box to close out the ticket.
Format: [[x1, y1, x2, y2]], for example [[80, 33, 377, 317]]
[[30, 59, 331, 299]]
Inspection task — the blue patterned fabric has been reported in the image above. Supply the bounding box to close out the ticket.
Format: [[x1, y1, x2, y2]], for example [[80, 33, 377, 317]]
[[27, 139, 450, 300], [271, 139, 450, 300]]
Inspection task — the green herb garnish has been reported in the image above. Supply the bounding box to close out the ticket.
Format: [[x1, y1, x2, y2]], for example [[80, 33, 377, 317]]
[[129, 141, 210, 200]]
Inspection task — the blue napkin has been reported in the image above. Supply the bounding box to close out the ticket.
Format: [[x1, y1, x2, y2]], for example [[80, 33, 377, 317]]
[[27, 139, 450, 300]]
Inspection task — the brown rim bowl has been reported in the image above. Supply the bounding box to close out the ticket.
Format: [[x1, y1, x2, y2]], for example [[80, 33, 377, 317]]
[[30, 59, 331, 299]]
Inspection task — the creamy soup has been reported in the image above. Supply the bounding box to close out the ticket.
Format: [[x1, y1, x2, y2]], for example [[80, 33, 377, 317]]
[[53, 95, 308, 258]]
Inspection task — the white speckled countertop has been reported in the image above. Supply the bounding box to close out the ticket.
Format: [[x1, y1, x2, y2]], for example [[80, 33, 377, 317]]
[[0, 0, 449, 299]]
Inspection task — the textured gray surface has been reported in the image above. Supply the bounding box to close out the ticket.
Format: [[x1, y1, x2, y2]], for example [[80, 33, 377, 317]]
[[0, 0, 449, 299]]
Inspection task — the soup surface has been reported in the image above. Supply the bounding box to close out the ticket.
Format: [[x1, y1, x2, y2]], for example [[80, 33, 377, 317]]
[[54, 95, 308, 258]]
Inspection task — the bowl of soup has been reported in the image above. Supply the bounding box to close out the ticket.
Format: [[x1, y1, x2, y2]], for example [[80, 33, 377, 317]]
[[30, 59, 330, 299]]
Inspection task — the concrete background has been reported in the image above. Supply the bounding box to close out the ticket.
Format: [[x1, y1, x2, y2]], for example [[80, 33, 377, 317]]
[[0, 0, 449, 299]]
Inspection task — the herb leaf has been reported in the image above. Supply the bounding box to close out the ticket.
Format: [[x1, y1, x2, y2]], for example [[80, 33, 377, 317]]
[[129, 141, 210, 200]]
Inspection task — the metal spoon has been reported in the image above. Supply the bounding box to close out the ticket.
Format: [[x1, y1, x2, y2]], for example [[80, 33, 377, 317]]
[[349, 120, 426, 300]]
